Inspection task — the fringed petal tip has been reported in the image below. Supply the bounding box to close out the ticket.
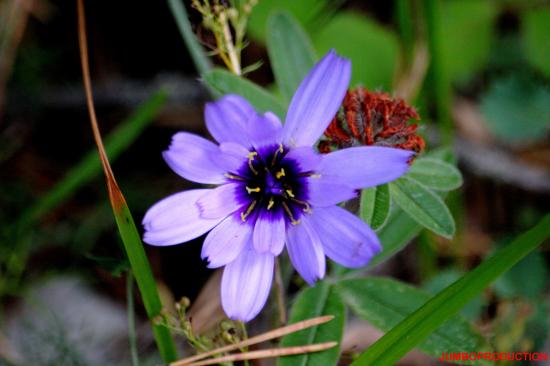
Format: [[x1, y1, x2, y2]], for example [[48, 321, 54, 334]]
[[162, 132, 226, 184], [310, 205, 382, 268], [320, 146, 414, 189], [141, 189, 224, 246]]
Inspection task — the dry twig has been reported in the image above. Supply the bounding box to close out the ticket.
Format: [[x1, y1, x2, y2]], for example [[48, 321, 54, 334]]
[[171, 315, 334, 366]]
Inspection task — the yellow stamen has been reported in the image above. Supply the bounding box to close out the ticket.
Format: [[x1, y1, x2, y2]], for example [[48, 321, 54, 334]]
[[271, 144, 284, 166], [282, 202, 300, 225], [247, 151, 259, 175], [285, 189, 295, 198], [246, 186, 261, 194], [224, 173, 245, 181], [290, 197, 311, 213], [275, 168, 286, 179], [241, 200, 257, 222], [267, 198, 275, 210]]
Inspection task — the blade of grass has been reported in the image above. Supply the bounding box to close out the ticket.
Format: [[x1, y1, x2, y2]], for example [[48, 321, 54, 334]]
[[17, 91, 166, 228], [127, 272, 140, 366], [1, 76, 166, 298], [77, 0, 177, 361], [423, 0, 453, 145], [167, 0, 212, 76], [349, 214, 550, 366]]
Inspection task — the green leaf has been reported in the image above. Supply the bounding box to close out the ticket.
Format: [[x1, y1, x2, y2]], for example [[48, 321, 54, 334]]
[[247, 0, 332, 42], [390, 177, 455, 238], [360, 184, 390, 231], [423, 270, 485, 321], [337, 278, 492, 364], [494, 250, 549, 300], [441, 0, 497, 81], [480, 74, 550, 143], [312, 12, 400, 89], [203, 69, 287, 119], [522, 7, 550, 78], [408, 158, 463, 191], [369, 207, 422, 268], [349, 214, 550, 366], [167, 0, 212, 76], [111, 190, 178, 362], [267, 11, 317, 102], [277, 283, 344, 366]]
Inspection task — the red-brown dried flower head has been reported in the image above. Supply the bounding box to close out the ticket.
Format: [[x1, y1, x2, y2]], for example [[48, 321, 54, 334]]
[[318, 87, 425, 158]]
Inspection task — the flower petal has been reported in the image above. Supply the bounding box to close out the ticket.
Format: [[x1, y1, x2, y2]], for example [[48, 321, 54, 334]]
[[307, 176, 358, 207], [142, 189, 223, 246], [163, 132, 226, 184], [196, 183, 241, 219], [283, 146, 322, 173], [320, 146, 413, 189], [202, 215, 252, 268], [286, 217, 326, 285], [213, 142, 249, 173], [247, 112, 283, 148], [309, 205, 381, 268], [253, 209, 286, 255], [204, 95, 255, 146], [282, 50, 351, 147], [221, 244, 274, 321]]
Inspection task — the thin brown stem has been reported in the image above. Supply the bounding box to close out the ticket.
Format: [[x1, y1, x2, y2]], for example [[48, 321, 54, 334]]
[[77, 0, 115, 181], [171, 315, 334, 366], [274, 258, 287, 325], [184, 342, 337, 366]]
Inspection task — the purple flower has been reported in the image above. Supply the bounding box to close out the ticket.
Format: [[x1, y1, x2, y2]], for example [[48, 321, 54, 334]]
[[143, 50, 413, 322]]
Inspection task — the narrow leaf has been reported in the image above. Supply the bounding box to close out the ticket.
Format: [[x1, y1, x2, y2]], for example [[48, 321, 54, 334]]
[[359, 184, 390, 231], [408, 158, 463, 191], [390, 177, 455, 238], [350, 214, 550, 366], [17, 92, 166, 228], [267, 11, 316, 102], [337, 278, 492, 365], [109, 185, 179, 361], [203, 69, 287, 119], [167, 0, 212, 76], [77, 1, 177, 361], [277, 283, 344, 366]]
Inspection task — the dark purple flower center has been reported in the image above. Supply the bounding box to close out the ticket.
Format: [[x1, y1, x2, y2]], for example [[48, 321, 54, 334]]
[[227, 144, 311, 225]]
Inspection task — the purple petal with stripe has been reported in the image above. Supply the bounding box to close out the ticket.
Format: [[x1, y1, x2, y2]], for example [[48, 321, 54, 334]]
[[247, 112, 283, 148], [202, 215, 252, 268], [196, 183, 241, 219], [282, 50, 351, 147], [204, 94, 255, 146], [286, 217, 326, 285], [320, 146, 413, 189], [163, 132, 226, 184], [221, 244, 275, 321], [213, 142, 249, 173], [307, 176, 358, 207], [142, 189, 223, 246], [253, 209, 286, 255], [283, 146, 322, 173], [309, 205, 381, 268]]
